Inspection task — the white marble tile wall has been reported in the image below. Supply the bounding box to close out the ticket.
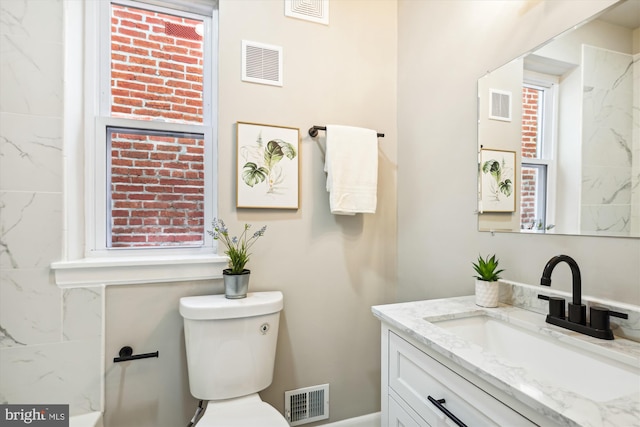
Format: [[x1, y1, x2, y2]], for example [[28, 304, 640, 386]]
[[0, 0, 103, 416], [581, 45, 634, 235]]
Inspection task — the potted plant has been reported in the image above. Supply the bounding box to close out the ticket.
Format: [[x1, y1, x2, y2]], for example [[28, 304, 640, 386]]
[[208, 218, 267, 299], [472, 254, 504, 307]]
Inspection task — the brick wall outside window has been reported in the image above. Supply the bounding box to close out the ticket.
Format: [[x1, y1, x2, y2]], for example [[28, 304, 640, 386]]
[[521, 87, 540, 228], [111, 4, 203, 123], [108, 4, 206, 248]]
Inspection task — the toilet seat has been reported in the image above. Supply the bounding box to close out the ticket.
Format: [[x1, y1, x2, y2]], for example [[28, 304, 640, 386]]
[[196, 394, 289, 427]]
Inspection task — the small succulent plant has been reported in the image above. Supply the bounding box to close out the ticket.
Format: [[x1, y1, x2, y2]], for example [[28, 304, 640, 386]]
[[472, 254, 504, 282]]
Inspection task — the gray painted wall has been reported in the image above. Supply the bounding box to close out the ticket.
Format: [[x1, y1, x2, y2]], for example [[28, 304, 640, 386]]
[[397, 0, 639, 305]]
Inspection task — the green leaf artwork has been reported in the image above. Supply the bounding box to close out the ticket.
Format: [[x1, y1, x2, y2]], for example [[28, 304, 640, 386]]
[[240, 133, 297, 193], [242, 162, 269, 188], [482, 157, 513, 202]]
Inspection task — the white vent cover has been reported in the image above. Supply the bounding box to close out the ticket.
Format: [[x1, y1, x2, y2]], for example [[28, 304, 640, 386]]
[[285, 0, 329, 25], [489, 88, 512, 122], [285, 384, 329, 426], [242, 40, 283, 87]]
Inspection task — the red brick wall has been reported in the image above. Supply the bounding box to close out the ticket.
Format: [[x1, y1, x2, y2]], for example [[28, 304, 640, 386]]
[[521, 87, 539, 228], [108, 5, 205, 248], [110, 131, 204, 247], [110, 4, 204, 123]]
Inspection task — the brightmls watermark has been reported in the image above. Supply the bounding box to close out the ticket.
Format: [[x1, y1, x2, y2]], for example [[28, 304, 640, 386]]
[[0, 405, 68, 426]]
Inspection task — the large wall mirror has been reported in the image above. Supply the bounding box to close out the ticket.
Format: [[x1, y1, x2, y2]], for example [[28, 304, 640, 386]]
[[477, 0, 639, 238]]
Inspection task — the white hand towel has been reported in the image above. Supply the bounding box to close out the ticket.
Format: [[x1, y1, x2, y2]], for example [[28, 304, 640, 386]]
[[325, 124, 378, 215]]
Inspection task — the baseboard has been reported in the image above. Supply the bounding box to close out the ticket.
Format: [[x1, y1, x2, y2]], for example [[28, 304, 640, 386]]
[[321, 412, 381, 427]]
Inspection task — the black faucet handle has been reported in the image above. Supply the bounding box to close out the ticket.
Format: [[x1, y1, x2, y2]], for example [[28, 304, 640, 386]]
[[609, 310, 629, 319], [538, 294, 566, 319], [590, 306, 628, 331], [549, 297, 566, 319]]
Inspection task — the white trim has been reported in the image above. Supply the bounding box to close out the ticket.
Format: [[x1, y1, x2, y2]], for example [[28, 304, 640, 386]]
[[131, 0, 217, 16], [321, 413, 381, 427], [63, 0, 86, 261], [51, 254, 228, 287]]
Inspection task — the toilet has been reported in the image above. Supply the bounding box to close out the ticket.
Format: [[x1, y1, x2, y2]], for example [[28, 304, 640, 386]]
[[179, 291, 289, 427]]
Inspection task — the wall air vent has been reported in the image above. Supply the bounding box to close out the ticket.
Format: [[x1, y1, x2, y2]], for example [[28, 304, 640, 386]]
[[285, 384, 329, 426], [285, 0, 329, 25], [241, 40, 283, 87], [489, 88, 512, 122]]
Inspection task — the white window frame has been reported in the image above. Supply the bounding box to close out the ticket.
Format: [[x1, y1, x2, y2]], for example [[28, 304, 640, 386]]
[[52, 0, 227, 287], [521, 72, 559, 231]]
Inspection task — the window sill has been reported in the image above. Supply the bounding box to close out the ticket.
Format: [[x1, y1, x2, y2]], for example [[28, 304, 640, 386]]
[[51, 254, 228, 287]]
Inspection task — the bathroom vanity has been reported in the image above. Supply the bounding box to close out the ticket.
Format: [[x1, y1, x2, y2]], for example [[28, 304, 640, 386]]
[[372, 283, 640, 427]]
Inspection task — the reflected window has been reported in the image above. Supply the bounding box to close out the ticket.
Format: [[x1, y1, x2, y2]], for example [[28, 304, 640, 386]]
[[520, 82, 555, 231]]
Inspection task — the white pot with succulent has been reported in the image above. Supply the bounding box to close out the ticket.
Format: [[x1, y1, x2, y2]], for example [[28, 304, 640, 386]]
[[472, 254, 504, 308], [208, 218, 267, 299]]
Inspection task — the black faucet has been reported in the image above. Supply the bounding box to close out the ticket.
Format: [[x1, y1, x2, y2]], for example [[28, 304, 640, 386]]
[[538, 255, 627, 340], [540, 255, 585, 324]]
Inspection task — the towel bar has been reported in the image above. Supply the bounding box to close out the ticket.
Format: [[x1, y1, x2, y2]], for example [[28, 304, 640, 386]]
[[308, 125, 384, 138]]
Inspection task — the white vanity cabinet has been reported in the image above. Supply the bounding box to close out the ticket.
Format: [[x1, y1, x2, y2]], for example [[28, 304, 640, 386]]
[[381, 326, 539, 427]]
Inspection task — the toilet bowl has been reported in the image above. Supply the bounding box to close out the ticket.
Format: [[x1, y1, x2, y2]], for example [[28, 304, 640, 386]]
[[196, 394, 289, 427], [179, 292, 288, 427]]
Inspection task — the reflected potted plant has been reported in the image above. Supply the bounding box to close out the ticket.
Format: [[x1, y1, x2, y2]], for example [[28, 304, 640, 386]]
[[208, 218, 267, 299], [472, 254, 504, 307]]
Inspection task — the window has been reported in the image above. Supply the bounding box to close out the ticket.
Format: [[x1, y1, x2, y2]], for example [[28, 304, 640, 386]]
[[520, 80, 556, 231], [52, 0, 225, 286], [96, 0, 214, 253], [107, 127, 205, 248]]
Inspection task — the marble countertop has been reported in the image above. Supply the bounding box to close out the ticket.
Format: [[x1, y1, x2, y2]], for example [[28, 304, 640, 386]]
[[372, 296, 640, 427]]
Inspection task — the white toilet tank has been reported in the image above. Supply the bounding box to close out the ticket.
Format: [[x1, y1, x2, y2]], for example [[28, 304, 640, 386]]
[[179, 291, 283, 401]]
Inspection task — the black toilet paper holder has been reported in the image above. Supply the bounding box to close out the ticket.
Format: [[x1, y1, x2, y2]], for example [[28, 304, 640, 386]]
[[113, 345, 159, 363]]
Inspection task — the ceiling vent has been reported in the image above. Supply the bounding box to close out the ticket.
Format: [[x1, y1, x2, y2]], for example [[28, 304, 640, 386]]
[[489, 88, 512, 122], [241, 40, 283, 87], [285, 0, 329, 25]]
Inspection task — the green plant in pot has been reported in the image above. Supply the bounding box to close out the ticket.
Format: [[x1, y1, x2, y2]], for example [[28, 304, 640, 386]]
[[472, 254, 504, 307], [208, 218, 267, 299]]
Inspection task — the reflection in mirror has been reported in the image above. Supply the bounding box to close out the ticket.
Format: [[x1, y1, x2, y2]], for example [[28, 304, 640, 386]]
[[477, 0, 639, 238]]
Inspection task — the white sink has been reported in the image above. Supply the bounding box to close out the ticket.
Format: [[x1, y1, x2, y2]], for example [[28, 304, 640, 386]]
[[431, 314, 640, 402]]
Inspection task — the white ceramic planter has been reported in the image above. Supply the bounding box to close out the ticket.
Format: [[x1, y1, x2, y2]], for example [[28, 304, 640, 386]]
[[475, 279, 499, 307]]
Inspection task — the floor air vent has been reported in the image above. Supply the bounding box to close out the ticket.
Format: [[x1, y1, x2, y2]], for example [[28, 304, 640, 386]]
[[285, 384, 329, 426]]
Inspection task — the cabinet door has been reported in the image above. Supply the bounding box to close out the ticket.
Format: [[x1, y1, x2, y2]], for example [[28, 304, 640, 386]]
[[389, 394, 427, 427], [389, 332, 537, 427]]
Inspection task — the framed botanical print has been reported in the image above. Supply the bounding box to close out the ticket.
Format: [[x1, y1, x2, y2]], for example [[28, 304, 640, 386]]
[[480, 148, 516, 212], [236, 122, 300, 209]]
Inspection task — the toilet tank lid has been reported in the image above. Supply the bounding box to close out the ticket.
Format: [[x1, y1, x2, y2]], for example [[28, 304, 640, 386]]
[[179, 291, 283, 320]]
